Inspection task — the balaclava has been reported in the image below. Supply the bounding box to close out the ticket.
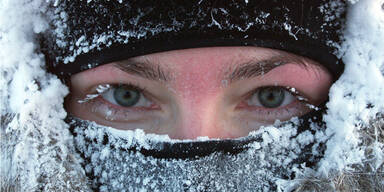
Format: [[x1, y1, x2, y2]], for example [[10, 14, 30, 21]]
[[1, 0, 383, 192], [41, 1, 346, 191]]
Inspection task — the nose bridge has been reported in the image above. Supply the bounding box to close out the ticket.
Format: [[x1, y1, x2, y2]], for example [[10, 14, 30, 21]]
[[178, 95, 217, 139], [172, 56, 222, 139], [173, 68, 238, 139], [169, 49, 241, 139]]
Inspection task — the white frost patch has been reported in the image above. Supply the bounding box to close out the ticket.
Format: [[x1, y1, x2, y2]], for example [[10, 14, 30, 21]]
[[283, 23, 299, 40], [319, 0, 384, 174], [0, 0, 89, 191]]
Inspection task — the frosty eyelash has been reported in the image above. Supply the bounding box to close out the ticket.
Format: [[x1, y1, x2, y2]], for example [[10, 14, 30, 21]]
[[77, 83, 149, 104], [285, 86, 320, 111], [247, 86, 311, 104], [285, 86, 306, 100], [76, 83, 156, 121], [96, 84, 111, 93], [238, 85, 314, 114], [78, 84, 111, 104], [305, 104, 320, 111], [77, 94, 99, 104]]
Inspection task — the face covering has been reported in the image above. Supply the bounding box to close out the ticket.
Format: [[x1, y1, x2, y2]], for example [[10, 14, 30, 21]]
[[45, 1, 345, 191], [67, 109, 325, 191], [1, 0, 383, 191]]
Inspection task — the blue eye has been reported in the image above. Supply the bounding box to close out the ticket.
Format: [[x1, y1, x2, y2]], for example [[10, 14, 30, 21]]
[[101, 84, 153, 108], [258, 87, 285, 108], [113, 85, 141, 107], [247, 87, 296, 108]]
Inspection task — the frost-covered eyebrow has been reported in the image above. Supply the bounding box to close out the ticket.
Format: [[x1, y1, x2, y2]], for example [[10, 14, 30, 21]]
[[114, 59, 171, 82], [226, 55, 308, 83]]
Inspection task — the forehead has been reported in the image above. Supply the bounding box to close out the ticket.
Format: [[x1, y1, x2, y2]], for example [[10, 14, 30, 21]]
[[109, 46, 323, 88]]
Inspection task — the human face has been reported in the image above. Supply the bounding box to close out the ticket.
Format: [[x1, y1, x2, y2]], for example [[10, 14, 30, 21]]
[[66, 47, 332, 139]]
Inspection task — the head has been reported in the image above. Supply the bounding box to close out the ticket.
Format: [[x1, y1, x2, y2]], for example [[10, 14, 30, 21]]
[[1, 0, 383, 191]]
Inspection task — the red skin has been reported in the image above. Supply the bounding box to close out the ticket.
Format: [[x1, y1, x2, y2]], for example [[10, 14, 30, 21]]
[[67, 47, 332, 139]]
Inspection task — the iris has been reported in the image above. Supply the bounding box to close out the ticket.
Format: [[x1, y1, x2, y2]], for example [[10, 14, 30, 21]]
[[113, 85, 141, 107], [258, 87, 285, 108]]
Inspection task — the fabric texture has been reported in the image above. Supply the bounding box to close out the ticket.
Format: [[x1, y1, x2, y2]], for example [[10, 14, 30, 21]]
[[42, 0, 345, 79]]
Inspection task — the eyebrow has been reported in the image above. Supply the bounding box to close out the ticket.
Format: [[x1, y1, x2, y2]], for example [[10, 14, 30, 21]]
[[225, 55, 308, 83], [114, 59, 171, 82], [114, 53, 311, 83]]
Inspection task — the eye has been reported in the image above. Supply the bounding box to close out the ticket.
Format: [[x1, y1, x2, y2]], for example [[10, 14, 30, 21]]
[[101, 84, 153, 108], [236, 86, 312, 123], [247, 87, 295, 108]]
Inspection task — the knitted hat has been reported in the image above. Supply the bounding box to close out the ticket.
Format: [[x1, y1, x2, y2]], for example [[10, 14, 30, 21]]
[[41, 0, 346, 79]]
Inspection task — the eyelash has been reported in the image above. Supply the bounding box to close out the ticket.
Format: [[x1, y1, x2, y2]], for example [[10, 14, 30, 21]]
[[239, 86, 311, 115], [80, 83, 147, 102], [78, 83, 159, 121], [78, 83, 314, 122], [80, 83, 152, 108]]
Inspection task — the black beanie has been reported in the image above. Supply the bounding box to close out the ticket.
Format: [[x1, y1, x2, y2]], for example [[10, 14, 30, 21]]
[[41, 0, 346, 79]]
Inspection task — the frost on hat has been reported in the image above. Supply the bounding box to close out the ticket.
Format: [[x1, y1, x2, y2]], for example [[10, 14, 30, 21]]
[[42, 0, 345, 79]]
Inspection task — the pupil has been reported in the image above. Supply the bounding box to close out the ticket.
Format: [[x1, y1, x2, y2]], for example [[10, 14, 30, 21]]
[[123, 92, 132, 99], [258, 87, 285, 108], [113, 85, 141, 107], [267, 93, 275, 101]]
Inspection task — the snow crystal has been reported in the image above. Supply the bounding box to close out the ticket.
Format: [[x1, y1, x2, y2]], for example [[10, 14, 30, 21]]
[[318, 0, 384, 175], [283, 23, 299, 40], [1, 0, 90, 191]]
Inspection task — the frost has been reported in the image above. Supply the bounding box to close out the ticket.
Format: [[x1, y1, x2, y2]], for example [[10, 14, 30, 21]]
[[283, 23, 299, 40], [318, 0, 384, 175], [96, 84, 111, 93], [210, 9, 223, 29], [70, 117, 321, 191], [78, 84, 111, 103], [78, 94, 99, 104], [0, 0, 90, 191]]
